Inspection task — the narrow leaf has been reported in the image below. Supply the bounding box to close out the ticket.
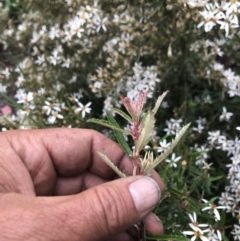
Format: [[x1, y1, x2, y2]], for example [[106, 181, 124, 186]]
[[152, 90, 169, 115], [0, 92, 24, 110], [97, 151, 127, 178], [135, 111, 155, 154], [144, 123, 191, 174], [106, 111, 132, 156], [168, 187, 184, 197], [87, 118, 131, 135], [189, 177, 199, 194], [113, 108, 132, 123], [147, 234, 190, 241], [187, 197, 201, 212], [209, 175, 223, 182]]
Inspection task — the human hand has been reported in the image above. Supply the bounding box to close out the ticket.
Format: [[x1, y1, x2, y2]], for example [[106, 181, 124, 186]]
[[0, 128, 164, 241]]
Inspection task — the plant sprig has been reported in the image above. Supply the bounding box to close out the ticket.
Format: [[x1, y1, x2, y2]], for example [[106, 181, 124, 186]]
[[88, 91, 190, 177]]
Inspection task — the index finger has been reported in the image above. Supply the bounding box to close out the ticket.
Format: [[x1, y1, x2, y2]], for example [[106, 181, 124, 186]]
[[4, 128, 164, 191]]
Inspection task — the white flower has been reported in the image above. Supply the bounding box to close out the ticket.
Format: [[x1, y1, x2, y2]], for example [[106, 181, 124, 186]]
[[166, 153, 181, 168], [223, 1, 240, 15], [157, 139, 170, 153], [182, 223, 210, 241], [75, 101, 92, 118], [197, 9, 216, 32], [193, 124, 205, 133], [35, 54, 45, 65], [16, 91, 34, 105], [49, 25, 60, 40], [236, 127, 240, 131], [94, 15, 108, 32], [231, 224, 240, 240], [219, 107, 233, 121], [71, 17, 85, 38], [207, 226, 222, 241], [49, 50, 61, 66], [202, 199, 226, 221], [217, 12, 239, 37], [202, 162, 213, 170], [1, 67, 11, 79], [42, 101, 61, 116], [47, 111, 64, 124], [188, 212, 209, 229], [62, 58, 71, 68], [0, 83, 7, 93]]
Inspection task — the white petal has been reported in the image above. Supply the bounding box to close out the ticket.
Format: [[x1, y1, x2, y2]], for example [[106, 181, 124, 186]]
[[214, 209, 221, 220], [183, 231, 194, 235], [200, 236, 209, 241]]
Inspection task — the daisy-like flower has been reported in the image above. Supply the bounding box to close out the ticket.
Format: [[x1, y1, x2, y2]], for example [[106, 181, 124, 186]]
[[16, 91, 34, 105], [1, 67, 11, 79], [217, 11, 239, 36], [94, 15, 108, 32], [42, 100, 61, 116], [202, 162, 213, 170], [207, 226, 222, 241], [182, 223, 210, 241], [157, 139, 170, 153], [188, 212, 209, 229], [219, 107, 233, 121], [47, 111, 63, 124], [202, 199, 226, 221], [166, 153, 181, 168], [231, 224, 240, 240], [75, 101, 92, 118]]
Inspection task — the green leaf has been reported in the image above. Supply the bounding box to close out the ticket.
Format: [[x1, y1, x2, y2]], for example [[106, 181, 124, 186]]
[[209, 175, 223, 182], [106, 111, 132, 156], [168, 187, 184, 197], [113, 108, 132, 123], [187, 197, 201, 212], [0, 92, 24, 110], [189, 177, 199, 194], [147, 234, 190, 241], [87, 118, 131, 135]]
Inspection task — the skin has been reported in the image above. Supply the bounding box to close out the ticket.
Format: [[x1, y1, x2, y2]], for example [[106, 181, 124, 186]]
[[0, 128, 164, 241]]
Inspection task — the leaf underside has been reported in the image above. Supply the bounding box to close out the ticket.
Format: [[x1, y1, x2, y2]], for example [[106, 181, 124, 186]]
[[143, 123, 191, 175], [135, 111, 155, 154], [96, 151, 127, 178], [152, 90, 169, 115]]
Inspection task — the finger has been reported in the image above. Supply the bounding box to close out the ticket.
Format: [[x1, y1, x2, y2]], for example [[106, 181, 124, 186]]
[[145, 212, 163, 234], [3, 128, 134, 178], [0, 128, 133, 195], [0, 176, 161, 241], [53, 172, 108, 195], [1, 129, 164, 196], [53, 170, 164, 196], [108, 232, 135, 241]]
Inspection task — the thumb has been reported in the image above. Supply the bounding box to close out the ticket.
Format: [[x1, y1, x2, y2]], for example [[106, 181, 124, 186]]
[[48, 175, 160, 241], [61, 175, 160, 241], [0, 176, 160, 241]]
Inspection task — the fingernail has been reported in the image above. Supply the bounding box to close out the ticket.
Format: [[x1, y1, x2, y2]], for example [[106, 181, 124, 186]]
[[154, 214, 162, 223], [129, 177, 161, 213]]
